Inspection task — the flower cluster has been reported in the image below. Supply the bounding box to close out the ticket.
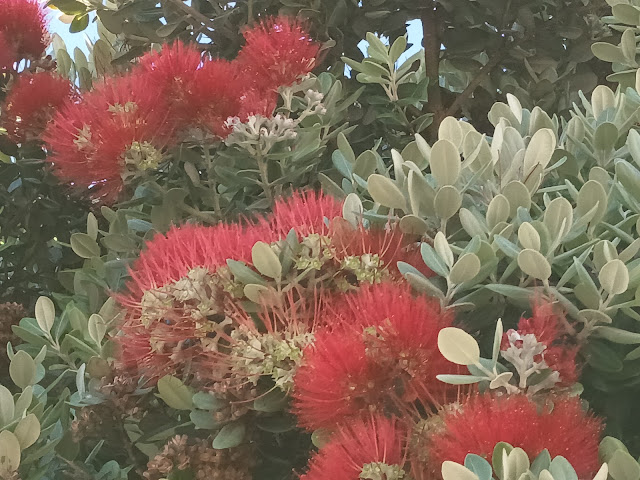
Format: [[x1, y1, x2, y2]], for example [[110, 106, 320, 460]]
[[292, 282, 457, 430], [1, 72, 74, 143], [41, 16, 320, 201], [0, 0, 48, 70], [109, 187, 606, 480], [116, 192, 428, 391]]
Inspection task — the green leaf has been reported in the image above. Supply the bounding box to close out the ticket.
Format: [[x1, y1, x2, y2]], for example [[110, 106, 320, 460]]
[[35, 297, 55, 335], [421, 242, 450, 277], [492, 442, 514, 480], [47, 0, 86, 15], [434, 186, 462, 220], [253, 390, 287, 413], [585, 341, 623, 372], [368, 174, 407, 210], [0, 431, 21, 475], [212, 422, 246, 449], [594, 326, 640, 344], [70, 13, 89, 33], [549, 456, 578, 480], [484, 284, 532, 305], [0, 385, 15, 426], [251, 241, 282, 279], [14, 414, 41, 450], [438, 327, 480, 365], [436, 374, 487, 384], [442, 461, 479, 480], [430, 139, 461, 186], [87, 314, 106, 345], [70, 233, 100, 258], [190, 410, 218, 430], [226, 260, 267, 286], [255, 414, 296, 433], [192, 392, 226, 411], [592, 42, 627, 63], [10, 351, 36, 389], [518, 249, 552, 280], [157, 376, 193, 410], [449, 253, 481, 284], [463, 455, 492, 480], [599, 259, 630, 295], [389, 35, 407, 64]]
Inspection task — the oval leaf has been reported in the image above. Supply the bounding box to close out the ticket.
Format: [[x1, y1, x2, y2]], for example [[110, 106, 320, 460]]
[[599, 259, 629, 295], [368, 174, 407, 210], [157, 375, 193, 410], [251, 241, 282, 279], [35, 296, 55, 334], [438, 327, 481, 365], [518, 249, 552, 280], [212, 422, 246, 449]]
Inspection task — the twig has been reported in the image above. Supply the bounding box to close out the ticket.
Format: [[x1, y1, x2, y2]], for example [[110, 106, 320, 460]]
[[421, 1, 444, 134], [166, 0, 217, 31], [442, 51, 505, 118]]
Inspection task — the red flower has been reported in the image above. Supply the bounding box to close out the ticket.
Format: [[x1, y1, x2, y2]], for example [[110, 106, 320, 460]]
[[293, 282, 456, 430], [135, 43, 244, 139], [301, 415, 408, 480], [116, 222, 277, 382], [194, 59, 246, 137], [237, 87, 279, 120], [236, 16, 320, 91], [427, 394, 603, 478], [502, 301, 579, 386], [0, 30, 16, 70], [123, 222, 274, 304], [43, 75, 173, 202], [2, 72, 74, 143], [330, 219, 433, 278], [0, 0, 48, 65], [265, 190, 343, 238]]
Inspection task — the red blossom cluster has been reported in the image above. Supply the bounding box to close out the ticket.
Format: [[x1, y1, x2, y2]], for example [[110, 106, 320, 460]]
[[0, 0, 74, 144], [116, 191, 429, 383], [39, 16, 319, 202], [0, 0, 48, 70], [292, 282, 458, 430], [303, 394, 602, 480], [112, 190, 604, 480], [2, 72, 74, 143], [300, 414, 408, 480], [427, 394, 602, 478]]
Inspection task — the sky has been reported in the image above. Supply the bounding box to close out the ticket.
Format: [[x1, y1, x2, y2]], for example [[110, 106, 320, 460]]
[[48, 10, 423, 67]]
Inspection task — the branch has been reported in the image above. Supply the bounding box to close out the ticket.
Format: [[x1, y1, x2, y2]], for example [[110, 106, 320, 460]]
[[165, 0, 217, 31], [421, 1, 444, 133], [442, 51, 505, 119]]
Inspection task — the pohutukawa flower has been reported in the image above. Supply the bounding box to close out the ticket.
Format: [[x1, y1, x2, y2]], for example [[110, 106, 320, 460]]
[[0, 0, 48, 66], [135, 43, 244, 139], [292, 282, 456, 430], [116, 222, 276, 382], [265, 190, 343, 238], [1, 72, 74, 143], [194, 59, 246, 138], [301, 415, 409, 480], [236, 16, 320, 91], [43, 75, 174, 202], [427, 394, 603, 478], [123, 222, 275, 303], [0, 31, 16, 70], [266, 191, 432, 280]]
